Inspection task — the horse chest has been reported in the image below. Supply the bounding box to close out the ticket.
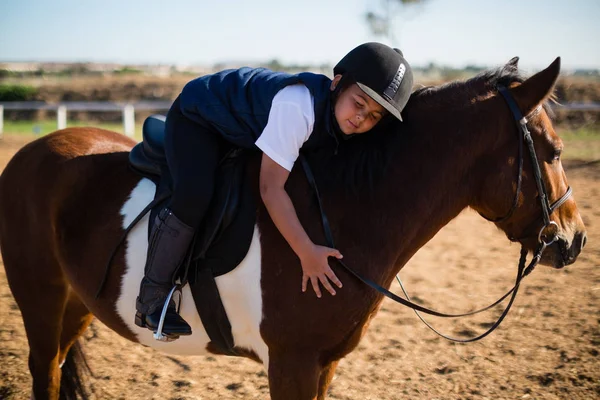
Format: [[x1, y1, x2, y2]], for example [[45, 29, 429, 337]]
[[113, 179, 269, 366]]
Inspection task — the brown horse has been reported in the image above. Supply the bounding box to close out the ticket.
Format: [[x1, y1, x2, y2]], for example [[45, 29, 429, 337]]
[[0, 57, 587, 400]]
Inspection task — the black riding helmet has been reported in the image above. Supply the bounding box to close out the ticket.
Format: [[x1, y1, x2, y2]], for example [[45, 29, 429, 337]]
[[334, 42, 414, 121]]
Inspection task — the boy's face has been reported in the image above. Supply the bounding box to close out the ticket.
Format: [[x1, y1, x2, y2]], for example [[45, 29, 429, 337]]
[[331, 75, 386, 136]]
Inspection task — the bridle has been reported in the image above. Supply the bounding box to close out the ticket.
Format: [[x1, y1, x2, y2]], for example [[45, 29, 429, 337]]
[[479, 85, 572, 246], [300, 84, 573, 343]]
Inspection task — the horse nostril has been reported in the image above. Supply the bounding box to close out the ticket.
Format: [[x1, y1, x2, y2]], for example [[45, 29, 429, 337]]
[[570, 232, 587, 262]]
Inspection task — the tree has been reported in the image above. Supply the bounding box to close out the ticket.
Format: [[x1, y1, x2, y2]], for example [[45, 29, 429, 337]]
[[365, 0, 429, 44]]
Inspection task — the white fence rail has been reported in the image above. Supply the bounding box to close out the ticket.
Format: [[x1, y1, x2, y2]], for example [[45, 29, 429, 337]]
[[0, 101, 172, 137], [0, 100, 598, 139]]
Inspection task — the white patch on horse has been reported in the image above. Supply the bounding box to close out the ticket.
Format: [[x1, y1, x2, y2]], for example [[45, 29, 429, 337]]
[[115, 179, 268, 367]]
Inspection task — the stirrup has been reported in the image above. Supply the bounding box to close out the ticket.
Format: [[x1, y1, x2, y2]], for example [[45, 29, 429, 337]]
[[154, 284, 183, 342]]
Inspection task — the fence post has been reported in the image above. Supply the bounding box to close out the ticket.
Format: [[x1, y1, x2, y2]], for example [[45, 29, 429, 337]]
[[123, 104, 135, 137], [0, 105, 3, 139], [57, 105, 67, 130]]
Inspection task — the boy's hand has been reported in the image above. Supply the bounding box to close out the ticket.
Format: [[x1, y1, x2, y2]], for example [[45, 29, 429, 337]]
[[299, 244, 343, 298]]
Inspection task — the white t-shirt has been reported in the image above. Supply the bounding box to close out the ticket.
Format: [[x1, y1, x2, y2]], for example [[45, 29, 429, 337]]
[[254, 84, 315, 172]]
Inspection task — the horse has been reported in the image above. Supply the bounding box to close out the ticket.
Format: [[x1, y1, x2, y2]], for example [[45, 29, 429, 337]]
[[0, 57, 587, 400]]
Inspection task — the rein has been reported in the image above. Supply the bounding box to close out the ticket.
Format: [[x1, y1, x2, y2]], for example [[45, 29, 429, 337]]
[[299, 84, 572, 342]]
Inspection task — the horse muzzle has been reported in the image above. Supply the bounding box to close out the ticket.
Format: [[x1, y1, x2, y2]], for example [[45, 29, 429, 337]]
[[538, 230, 587, 269]]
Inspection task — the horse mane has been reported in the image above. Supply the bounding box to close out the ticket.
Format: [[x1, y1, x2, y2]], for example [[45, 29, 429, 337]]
[[305, 124, 398, 198], [412, 64, 556, 117], [308, 63, 555, 197]]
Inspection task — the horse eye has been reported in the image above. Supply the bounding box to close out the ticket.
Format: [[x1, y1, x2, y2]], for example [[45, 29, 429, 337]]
[[553, 149, 562, 161]]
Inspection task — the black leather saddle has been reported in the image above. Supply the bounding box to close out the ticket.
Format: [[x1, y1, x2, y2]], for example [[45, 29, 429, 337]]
[[128, 115, 258, 354], [129, 115, 257, 277]]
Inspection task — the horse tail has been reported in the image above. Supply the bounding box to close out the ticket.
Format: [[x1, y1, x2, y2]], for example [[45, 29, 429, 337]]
[[59, 340, 92, 400]]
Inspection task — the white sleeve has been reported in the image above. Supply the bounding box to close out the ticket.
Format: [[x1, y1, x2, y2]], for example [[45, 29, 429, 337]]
[[255, 84, 315, 172]]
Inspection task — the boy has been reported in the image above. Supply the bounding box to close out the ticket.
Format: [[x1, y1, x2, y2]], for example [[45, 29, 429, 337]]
[[135, 42, 414, 338]]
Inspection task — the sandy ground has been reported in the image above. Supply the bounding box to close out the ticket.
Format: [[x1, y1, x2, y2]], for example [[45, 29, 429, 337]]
[[0, 134, 598, 400]]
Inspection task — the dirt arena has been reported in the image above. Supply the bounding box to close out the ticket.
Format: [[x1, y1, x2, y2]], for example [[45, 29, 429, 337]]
[[0, 134, 598, 399]]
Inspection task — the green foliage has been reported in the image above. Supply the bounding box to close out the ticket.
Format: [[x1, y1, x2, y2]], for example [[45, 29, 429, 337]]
[[114, 67, 143, 75], [265, 59, 284, 72], [439, 67, 466, 81], [62, 64, 90, 75], [0, 84, 37, 101], [2, 120, 143, 141], [0, 69, 14, 78], [572, 69, 600, 78], [557, 127, 600, 161]]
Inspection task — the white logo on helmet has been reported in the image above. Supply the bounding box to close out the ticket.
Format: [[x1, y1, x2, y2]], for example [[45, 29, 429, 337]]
[[383, 63, 406, 102]]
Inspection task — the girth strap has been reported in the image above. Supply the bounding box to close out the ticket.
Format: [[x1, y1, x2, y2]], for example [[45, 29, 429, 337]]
[[189, 267, 237, 356]]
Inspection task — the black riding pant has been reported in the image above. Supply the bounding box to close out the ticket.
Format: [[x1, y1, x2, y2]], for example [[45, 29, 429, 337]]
[[164, 96, 232, 228]]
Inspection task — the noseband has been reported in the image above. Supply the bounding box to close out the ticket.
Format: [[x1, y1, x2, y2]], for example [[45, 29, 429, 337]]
[[300, 84, 573, 343], [480, 86, 572, 247]]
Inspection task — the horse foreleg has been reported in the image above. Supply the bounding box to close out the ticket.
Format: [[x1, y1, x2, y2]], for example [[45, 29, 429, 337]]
[[268, 350, 321, 400], [317, 360, 339, 400]]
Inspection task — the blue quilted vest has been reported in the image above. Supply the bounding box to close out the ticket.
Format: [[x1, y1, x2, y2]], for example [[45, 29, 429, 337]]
[[178, 67, 339, 152]]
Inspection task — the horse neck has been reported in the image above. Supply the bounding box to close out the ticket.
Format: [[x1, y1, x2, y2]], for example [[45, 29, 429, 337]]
[[325, 101, 499, 286]]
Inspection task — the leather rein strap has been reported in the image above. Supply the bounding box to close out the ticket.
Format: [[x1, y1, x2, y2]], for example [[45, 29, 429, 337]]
[[299, 85, 571, 342], [300, 154, 531, 342]]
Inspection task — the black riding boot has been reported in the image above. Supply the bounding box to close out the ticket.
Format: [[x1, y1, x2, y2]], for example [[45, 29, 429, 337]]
[[135, 207, 194, 338]]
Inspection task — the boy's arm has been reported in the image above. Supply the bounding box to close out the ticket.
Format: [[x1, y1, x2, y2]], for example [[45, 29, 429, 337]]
[[259, 154, 343, 298]]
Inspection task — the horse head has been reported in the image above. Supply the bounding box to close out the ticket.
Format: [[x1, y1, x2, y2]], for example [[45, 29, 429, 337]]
[[471, 57, 587, 268]]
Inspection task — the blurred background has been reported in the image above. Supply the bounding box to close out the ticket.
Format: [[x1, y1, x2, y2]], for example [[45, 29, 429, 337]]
[[1, 2, 599, 399], [1, 0, 598, 159]]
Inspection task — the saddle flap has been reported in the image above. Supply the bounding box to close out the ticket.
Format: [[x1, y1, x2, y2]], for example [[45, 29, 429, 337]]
[[195, 149, 247, 259]]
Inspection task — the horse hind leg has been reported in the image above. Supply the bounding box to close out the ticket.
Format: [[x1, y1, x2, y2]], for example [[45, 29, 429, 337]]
[[58, 293, 94, 365], [22, 290, 93, 400], [17, 280, 68, 400], [57, 293, 94, 400], [3, 250, 70, 400]]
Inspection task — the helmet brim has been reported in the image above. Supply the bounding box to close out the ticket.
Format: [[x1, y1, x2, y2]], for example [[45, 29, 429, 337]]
[[356, 82, 403, 122]]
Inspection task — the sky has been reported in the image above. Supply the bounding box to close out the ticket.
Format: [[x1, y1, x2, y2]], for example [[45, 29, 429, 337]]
[[1, 0, 598, 71]]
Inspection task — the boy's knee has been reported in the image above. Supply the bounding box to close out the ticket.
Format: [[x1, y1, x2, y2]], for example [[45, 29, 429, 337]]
[[170, 187, 213, 228]]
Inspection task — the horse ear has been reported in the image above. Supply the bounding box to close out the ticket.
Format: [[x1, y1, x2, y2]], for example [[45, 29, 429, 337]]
[[511, 57, 561, 115], [504, 57, 519, 72]]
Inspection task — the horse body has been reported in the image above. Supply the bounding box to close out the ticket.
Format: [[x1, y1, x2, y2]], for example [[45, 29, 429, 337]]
[[0, 58, 588, 399], [0, 127, 391, 399], [0, 130, 270, 357]]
